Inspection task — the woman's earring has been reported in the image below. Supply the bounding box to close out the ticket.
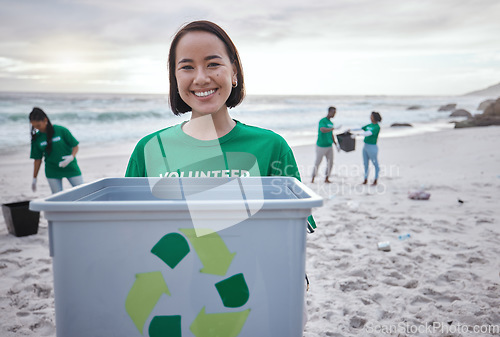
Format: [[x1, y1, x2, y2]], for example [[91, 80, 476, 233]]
[[232, 79, 238, 88]]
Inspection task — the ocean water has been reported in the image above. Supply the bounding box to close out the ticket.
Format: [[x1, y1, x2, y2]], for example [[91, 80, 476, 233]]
[[0, 91, 489, 153]]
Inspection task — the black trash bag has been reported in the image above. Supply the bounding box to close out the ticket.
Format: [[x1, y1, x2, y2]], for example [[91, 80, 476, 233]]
[[336, 132, 355, 152], [2, 201, 39, 237]]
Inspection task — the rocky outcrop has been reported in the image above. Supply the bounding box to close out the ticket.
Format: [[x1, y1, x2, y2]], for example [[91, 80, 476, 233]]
[[454, 115, 500, 128], [477, 99, 495, 110], [454, 97, 500, 128], [391, 123, 413, 127], [449, 109, 472, 118], [483, 98, 500, 116], [438, 103, 456, 111], [407, 105, 422, 110]]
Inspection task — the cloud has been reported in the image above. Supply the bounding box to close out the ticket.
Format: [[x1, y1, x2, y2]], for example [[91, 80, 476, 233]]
[[226, 0, 500, 51], [3, 0, 500, 53], [1, 0, 499, 94]]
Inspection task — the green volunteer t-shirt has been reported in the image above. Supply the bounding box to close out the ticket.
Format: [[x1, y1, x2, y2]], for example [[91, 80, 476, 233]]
[[316, 117, 334, 147], [362, 123, 381, 145], [30, 124, 81, 179], [125, 120, 301, 181]]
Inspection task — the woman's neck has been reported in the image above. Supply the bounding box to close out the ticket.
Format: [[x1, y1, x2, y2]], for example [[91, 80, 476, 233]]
[[182, 111, 236, 140]]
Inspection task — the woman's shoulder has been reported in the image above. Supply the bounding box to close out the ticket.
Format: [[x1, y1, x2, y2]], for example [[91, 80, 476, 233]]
[[236, 121, 286, 141], [52, 124, 65, 131], [134, 124, 179, 148], [52, 124, 73, 135], [234, 121, 291, 152]]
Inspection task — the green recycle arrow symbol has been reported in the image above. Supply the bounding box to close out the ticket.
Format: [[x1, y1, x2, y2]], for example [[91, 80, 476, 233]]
[[149, 315, 181, 337], [126, 229, 251, 336], [125, 271, 170, 333], [151, 232, 190, 269], [190, 307, 251, 337], [180, 228, 236, 276]]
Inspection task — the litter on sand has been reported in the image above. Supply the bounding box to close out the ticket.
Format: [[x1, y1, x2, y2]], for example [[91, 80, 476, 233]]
[[408, 190, 431, 200]]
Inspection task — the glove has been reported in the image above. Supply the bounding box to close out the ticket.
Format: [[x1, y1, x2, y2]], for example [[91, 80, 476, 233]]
[[32, 178, 37, 192], [59, 155, 74, 168]]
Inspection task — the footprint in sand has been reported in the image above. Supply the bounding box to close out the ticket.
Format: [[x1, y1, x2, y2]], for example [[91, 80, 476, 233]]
[[335, 262, 350, 270], [475, 217, 494, 225], [0, 258, 23, 268], [436, 294, 461, 303], [32, 283, 52, 298], [6, 325, 22, 333], [350, 316, 367, 328], [466, 256, 487, 264], [410, 295, 433, 305], [402, 280, 419, 289], [0, 248, 22, 255], [381, 278, 399, 287], [420, 288, 461, 303], [457, 252, 488, 265], [16, 311, 30, 317], [385, 271, 405, 280], [377, 310, 396, 320], [348, 269, 368, 279], [339, 280, 372, 292]]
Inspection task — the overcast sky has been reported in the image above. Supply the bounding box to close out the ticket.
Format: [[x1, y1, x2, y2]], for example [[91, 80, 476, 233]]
[[1, 0, 499, 95]]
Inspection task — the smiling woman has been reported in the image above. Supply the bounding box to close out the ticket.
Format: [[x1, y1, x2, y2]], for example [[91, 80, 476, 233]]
[[124, 20, 313, 334], [167, 20, 245, 118], [125, 20, 303, 183], [174, 31, 237, 123]]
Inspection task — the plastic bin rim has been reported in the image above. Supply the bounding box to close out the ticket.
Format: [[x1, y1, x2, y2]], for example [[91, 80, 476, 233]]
[[29, 199, 322, 212], [29, 177, 324, 212]]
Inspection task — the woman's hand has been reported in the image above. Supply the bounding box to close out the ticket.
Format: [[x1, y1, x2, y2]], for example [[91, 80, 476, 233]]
[[59, 155, 74, 168]]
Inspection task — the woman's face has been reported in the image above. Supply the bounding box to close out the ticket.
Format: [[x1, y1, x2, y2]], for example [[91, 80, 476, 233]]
[[174, 31, 237, 118], [30, 118, 48, 132]]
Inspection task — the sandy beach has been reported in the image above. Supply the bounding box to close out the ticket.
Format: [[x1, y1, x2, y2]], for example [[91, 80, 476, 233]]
[[1, 126, 499, 336]]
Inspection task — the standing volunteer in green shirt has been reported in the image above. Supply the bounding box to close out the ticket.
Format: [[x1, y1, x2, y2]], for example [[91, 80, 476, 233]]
[[126, 20, 301, 182], [126, 21, 315, 329], [29, 107, 83, 194], [350, 111, 382, 185], [311, 106, 339, 183]]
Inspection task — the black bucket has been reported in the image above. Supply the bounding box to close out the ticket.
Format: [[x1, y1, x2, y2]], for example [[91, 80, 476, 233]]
[[336, 132, 356, 152], [2, 201, 40, 237]]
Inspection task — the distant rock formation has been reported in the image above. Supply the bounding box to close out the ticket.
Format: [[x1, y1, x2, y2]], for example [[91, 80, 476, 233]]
[[391, 123, 413, 127], [449, 109, 472, 118], [407, 105, 422, 110], [477, 99, 495, 110], [484, 98, 500, 116], [438, 103, 456, 111], [463, 82, 500, 97], [455, 97, 500, 128]]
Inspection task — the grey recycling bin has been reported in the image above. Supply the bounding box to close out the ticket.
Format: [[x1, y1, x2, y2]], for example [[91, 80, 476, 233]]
[[30, 177, 322, 337]]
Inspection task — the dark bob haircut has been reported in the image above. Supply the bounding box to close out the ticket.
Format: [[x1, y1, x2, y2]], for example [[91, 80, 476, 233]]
[[371, 111, 382, 122], [168, 20, 245, 115]]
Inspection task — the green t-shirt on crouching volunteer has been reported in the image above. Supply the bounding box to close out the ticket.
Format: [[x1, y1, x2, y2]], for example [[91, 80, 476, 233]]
[[125, 120, 300, 180], [30, 124, 81, 179], [361, 123, 381, 145]]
